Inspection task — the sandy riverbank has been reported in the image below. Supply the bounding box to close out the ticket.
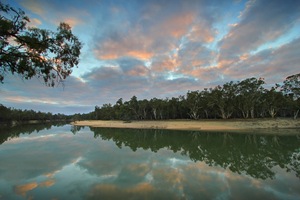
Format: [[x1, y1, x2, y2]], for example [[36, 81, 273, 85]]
[[72, 119, 300, 132]]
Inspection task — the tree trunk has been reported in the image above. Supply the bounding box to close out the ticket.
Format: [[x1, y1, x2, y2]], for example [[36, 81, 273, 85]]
[[152, 108, 157, 120], [269, 107, 277, 118], [241, 110, 249, 119], [250, 107, 255, 118], [219, 107, 227, 119], [294, 109, 299, 120], [204, 110, 209, 119], [189, 110, 199, 120]]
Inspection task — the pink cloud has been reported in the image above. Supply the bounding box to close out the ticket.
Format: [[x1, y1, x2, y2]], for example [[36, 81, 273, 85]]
[[94, 30, 154, 61], [14, 182, 38, 197], [21, 0, 89, 28], [158, 12, 195, 38], [218, 0, 300, 68], [221, 37, 300, 83], [187, 21, 216, 43], [151, 56, 178, 73]]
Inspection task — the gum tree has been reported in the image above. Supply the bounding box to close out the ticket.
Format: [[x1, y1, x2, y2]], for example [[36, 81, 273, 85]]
[[0, 2, 82, 86], [236, 77, 265, 118], [281, 73, 300, 119]]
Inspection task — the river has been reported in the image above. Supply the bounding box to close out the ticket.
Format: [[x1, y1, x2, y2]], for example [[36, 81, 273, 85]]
[[0, 124, 299, 199]]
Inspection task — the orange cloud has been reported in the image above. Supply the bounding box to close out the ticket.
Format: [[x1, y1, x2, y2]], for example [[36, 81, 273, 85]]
[[94, 11, 196, 61], [60, 17, 83, 27], [127, 183, 155, 193], [14, 182, 38, 197], [151, 56, 178, 72], [216, 59, 235, 69], [188, 22, 215, 43], [239, 53, 249, 61], [127, 51, 154, 60], [95, 36, 154, 61], [87, 183, 161, 199], [159, 12, 195, 38], [14, 179, 55, 197], [40, 179, 55, 187]]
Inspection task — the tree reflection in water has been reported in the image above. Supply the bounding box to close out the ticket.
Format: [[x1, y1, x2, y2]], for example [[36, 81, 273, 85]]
[[90, 127, 300, 180], [0, 122, 67, 144]]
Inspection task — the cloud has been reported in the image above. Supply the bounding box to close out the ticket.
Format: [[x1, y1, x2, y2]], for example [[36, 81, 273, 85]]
[[2, 0, 300, 114], [3, 125, 300, 199], [0, 132, 84, 181], [0, 74, 95, 114], [27, 18, 42, 27], [86, 183, 175, 200], [151, 55, 178, 73], [81, 63, 151, 103], [93, 32, 155, 61], [223, 36, 300, 84], [218, 0, 300, 68], [92, 0, 221, 62], [187, 19, 216, 43], [177, 42, 214, 71], [14, 182, 38, 197], [20, 0, 90, 28], [20, 0, 45, 15], [14, 179, 55, 197], [157, 12, 195, 39]]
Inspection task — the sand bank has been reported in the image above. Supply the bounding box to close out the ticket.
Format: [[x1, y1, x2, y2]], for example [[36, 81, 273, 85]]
[[72, 119, 300, 132]]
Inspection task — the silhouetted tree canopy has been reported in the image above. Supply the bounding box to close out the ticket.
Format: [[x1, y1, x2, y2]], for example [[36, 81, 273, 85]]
[[90, 75, 300, 120], [0, 2, 82, 86]]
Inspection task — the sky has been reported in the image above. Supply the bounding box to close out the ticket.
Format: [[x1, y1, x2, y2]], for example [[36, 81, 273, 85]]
[[1, 0, 300, 115]]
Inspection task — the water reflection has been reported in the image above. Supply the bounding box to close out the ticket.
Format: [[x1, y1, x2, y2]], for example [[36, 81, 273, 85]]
[[90, 128, 300, 180], [0, 122, 67, 144], [0, 125, 300, 199]]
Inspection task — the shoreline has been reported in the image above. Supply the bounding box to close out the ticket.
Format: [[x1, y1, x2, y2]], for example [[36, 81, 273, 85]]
[[72, 119, 300, 133]]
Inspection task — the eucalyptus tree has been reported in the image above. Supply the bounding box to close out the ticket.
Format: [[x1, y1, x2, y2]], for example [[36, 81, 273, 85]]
[[94, 104, 115, 120], [236, 77, 265, 118], [281, 73, 300, 119], [150, 98, 166, 120], [199, 88, 212, 118], [138, 99, 151, 119], [113, 98, 124, 119], [263, 87, 285, 118], [208, 81, 238, 119], [221, 81, 238, 118], [0, 2, 82, 86], [128, 96, 140, 119], [186, 90, 201, 119]]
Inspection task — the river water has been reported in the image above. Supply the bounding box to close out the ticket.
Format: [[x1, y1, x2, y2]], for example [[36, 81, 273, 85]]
[[0, 124, 299, 199]]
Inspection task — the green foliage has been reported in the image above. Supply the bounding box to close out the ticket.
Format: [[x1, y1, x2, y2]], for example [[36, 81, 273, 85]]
[[0, 2, 82, 86], [0, 104, 71, 122], [90, 74, 300, 121], [282, 73, 300, 99], [281, 73, 300, 119]]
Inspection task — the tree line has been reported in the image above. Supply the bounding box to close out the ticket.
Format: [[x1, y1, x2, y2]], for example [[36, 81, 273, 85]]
[[0, 104, 71, 122], [1, 74, 299, 122], [92, 74, 300, 120]]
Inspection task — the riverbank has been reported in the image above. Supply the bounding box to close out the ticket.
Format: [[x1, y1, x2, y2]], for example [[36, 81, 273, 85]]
[[72, 119, 300, 132]]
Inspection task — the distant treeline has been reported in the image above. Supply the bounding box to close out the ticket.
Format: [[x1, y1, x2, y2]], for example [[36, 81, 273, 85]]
[[0, 104, 72, 123], [89, 74, 300, 120], [1, 74, 299, 122]]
